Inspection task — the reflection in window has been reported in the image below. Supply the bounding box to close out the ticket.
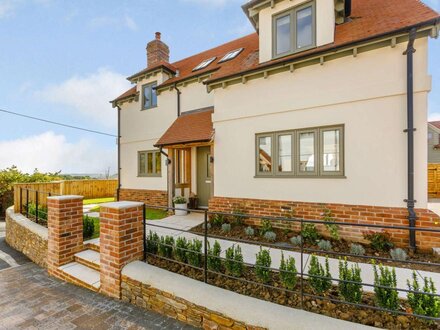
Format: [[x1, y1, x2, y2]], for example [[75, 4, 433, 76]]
[[155, 152, 161, 174], [323, 130, 340, 172], [139, 150, 161, 176], [139, 153, 146, 174], [143, 82, 157, 110], [278, 135, 292, 172], [259, 136, 272, 173], [276, 15, 291, 55], [299, 132, 315, 172], [296, 6, 313, 49]]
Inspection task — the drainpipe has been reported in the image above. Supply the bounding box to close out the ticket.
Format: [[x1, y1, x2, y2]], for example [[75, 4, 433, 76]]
[[116, 105, 122, 201], [174, 83, 181, 117], [403, 28, 417, 252]]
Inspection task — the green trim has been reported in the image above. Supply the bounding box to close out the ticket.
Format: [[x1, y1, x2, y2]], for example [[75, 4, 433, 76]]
[[138, 150, 162, 177]]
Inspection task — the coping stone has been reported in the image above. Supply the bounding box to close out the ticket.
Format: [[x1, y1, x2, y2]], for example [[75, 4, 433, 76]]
[[100, 201, 144, 210], [47, 195, 83, 201]]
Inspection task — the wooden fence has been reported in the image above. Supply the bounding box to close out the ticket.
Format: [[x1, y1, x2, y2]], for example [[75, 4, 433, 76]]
[[13, 179, 118, 212], [428, 163, 440, 198]]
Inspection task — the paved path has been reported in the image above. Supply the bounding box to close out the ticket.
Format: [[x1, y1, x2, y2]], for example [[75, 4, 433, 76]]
[[0, 263, 196, 330], [0, 221, 30, 271]]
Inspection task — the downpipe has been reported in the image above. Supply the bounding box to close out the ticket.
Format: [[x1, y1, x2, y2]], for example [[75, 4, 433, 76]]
[[117, 105, 122, 201], [174, 83, 181, 117]]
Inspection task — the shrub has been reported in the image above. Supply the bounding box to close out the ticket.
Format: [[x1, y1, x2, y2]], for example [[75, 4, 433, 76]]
[[322, 208, 339, 240], [308, 255, 331, 294], [173, 196, 187, 204], [232, 208, 246, 226], [338, 258, 362, 303], [221, 223, 231, 233], [186, 239, 203, 267], [27, 203, 48, 221], [279, 252, 297, 290], [350, 243, 366, 256], [207, 241, 222, 272], [202, 222, 211, 230], [363, 231, 394, 252], [263, 231, 277, 242], [225, 245, 244, 277], [407, 271, 440, 319], [390, 248, 408, 261], [290, 235, 303, 247], [244, 226, 255, 237], [317, 239, 332, 251], [83, 215, 95, 239], [158, 236, 174, 258], [301, 223, 320, 244], [211, 214, 225, 227], [146, 231, 159, 254], [373, 262, 399, 310], [255, 247, 272, 283], [260, 219, 273, 236], [174, 237, 189, 263]]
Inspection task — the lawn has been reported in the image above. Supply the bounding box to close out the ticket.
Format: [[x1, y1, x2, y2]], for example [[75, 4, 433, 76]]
[[146, 208, 168, 220], [83, 197, 115, 205]]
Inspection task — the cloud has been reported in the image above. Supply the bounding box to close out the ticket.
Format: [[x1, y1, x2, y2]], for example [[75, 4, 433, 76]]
[[0, 131, 116, 174], [180, 0, 242, 7], [89, 14, 138, 31], [0, 0, 17, 19], [429, 112, 440, 122], [35, 68, 131, 128]]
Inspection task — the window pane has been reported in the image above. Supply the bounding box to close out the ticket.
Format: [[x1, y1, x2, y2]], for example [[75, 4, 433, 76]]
[[147, 152, 153, 173], [143, 85, 151, 109], [155, 152, 161, 174], [299, 132, 315, 172], [139, 153, 146, 174], [323, 130, 340, 172], [258, 136, 272, 173], [151, 84, 157, 107], [296, 6, 313, 49], [276, 15, 291, 55], [278, 135, 292, 172]]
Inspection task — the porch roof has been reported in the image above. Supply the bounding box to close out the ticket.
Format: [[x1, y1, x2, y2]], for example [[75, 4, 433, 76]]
[[155, 108, 214, 147]]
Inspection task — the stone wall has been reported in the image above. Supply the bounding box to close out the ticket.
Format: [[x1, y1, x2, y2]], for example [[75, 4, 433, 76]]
[[209, 196, 440, 251], [119, 188, 167, 207], [5, 207, 48, 267], [121, 275, 264, 330]]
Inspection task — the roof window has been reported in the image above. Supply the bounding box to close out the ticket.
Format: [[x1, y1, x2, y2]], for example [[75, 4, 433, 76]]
[[219, 48, 244, 63], [193, 57, 216, 71]]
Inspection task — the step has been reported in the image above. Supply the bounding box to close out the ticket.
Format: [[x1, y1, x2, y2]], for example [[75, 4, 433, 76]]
[[84, 238, 100, 252], [74, 249, 100, 271], [58, 262, 100, 292]]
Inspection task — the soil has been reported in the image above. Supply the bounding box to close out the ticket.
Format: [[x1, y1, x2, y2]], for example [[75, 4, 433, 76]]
[[147, 255, 440, 330], [191, 223, 440, 273]]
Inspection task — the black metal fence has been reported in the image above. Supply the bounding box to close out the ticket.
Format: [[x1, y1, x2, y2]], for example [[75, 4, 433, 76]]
[[18, 188, 54, 226], [142, 204, 440, 325]]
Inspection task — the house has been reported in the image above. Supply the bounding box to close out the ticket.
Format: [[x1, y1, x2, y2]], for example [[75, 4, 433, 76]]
[[428, 121, 440, 163], [112, 0, 440, 251]]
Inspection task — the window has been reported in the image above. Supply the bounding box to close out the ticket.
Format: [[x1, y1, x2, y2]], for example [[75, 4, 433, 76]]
[[273, 1, 315, 58], [138, 150, 161, 176], [219, 48, 244, 63], [255, 125, 344, 178], [142, 82, 157, 110], [193, 57, 216, 71]]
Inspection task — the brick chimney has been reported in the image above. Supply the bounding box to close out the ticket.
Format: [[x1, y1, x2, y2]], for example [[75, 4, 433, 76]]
[[146, 32, 170, 67]]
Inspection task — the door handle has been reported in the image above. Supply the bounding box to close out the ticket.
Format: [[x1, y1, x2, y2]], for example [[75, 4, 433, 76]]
[[206, 180, 211, 184]]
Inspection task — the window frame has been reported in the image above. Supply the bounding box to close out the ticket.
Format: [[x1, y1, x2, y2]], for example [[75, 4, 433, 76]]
[[272, 1, 316, 59], [255, 125, 345, 178], [141, 81, 158, 110], [219, 48, 244, 63], [138, 150, 162, 177]]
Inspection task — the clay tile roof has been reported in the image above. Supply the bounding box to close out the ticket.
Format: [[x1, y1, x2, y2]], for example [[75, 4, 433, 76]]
[[430, 121, 440, 130], [127, 61, 177, 81], [155, 108, 214, 147], [111, 86, 137, 103]]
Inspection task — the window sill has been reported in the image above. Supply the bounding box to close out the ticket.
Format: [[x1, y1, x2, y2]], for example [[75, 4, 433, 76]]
[[272, 44, 317, 61], [137, 174, 162, 178], [141, 105, 158, 111]]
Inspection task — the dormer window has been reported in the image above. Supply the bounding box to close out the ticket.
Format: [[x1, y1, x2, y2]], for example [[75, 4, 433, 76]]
[[193, 57, 216, 71], [273, 1, 315, 58]]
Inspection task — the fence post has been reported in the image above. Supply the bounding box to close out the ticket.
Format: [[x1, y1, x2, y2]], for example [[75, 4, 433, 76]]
[[35, 191, 39, 224], [19, 187, 22, 214], [26, 189, 29, 218], [143, 204, 147, 261], [204, 210, 208, 284]]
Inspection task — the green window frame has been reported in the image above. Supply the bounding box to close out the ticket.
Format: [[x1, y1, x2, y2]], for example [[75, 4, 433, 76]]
[[142, 82, 157, 110], [255, 125, 344, 178], [138, 150, 162, 177], [272, 1, 316, 59]]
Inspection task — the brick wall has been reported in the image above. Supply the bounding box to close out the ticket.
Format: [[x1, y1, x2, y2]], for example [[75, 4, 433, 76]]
[[209, 196, 440, 251], [119, 188, 167, 207]]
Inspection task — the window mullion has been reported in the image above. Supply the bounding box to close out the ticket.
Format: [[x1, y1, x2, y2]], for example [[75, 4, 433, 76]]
[[291, 11, 295, 53]]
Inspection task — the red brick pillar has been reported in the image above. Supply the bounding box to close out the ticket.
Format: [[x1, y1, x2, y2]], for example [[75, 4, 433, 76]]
[[47, 195, 84, 277], [99, 201, 144, 298]]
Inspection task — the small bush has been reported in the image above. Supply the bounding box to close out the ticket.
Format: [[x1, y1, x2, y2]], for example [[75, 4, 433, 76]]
[[255, 247, 272, 283], [232, 208, 246, 226], [146, 231, 159, 254], [407, 271, 440, 319], [290, 235, 303, 246], [27, 203, 48, 221], [186, 239, 203, 267], [301, 224, 320, 244], [390, 248, 408, 261], [173, 196, 187, 204], [350, 243, 366, 256], [174, 237, 189, 263], [373, 262, 399, 310], [308, 255, 331, 294], [158, 236, 174, 258], [260, 219, 273, 236], [322, 208, 340, 241], [339, 258, 363, 303], [317, 239, 332, 251], [264, 231, 277, 242], [221, 223, 231, 233], [202, 222, 211, 230], [279, 252, 297, 290], [244, 226, 255, 237], [207, 241, 222, 272], [211, 214, 225, 227], [225, 245, 244, 277], [83, 215, 95, 239], [363, 231, 394, 252]]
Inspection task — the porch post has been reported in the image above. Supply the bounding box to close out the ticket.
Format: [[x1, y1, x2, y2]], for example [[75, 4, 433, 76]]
[[167, 148, 175, 208]]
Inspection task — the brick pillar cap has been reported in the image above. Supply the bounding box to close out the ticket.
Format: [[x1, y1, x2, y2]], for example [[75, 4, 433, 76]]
[[101, 201, 144, 210], [47, 195, 83, 201]]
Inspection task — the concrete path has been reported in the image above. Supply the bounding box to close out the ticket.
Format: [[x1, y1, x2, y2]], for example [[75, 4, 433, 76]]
[[145, 213, 440, 298], [0, 262, 195, 330]]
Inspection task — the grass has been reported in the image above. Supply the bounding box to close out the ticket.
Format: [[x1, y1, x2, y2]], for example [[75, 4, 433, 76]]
[[83, 197, 115, 205], [146, 208, 168, 220]]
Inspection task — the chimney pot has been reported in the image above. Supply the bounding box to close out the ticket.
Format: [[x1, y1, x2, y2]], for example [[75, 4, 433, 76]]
[[155, 32, 161, 40]]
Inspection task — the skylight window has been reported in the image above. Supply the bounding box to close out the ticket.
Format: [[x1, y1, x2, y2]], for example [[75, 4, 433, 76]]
[[219, 48, 244, 63], [193, 57, 216, 71]]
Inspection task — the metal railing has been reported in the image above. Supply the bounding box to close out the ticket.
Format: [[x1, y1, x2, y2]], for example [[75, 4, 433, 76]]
[[142, 204, 440, 324], [18, 188, 55, 226]]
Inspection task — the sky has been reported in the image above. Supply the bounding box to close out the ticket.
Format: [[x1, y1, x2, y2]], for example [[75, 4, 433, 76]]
[[0, 0, 439, 175]]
